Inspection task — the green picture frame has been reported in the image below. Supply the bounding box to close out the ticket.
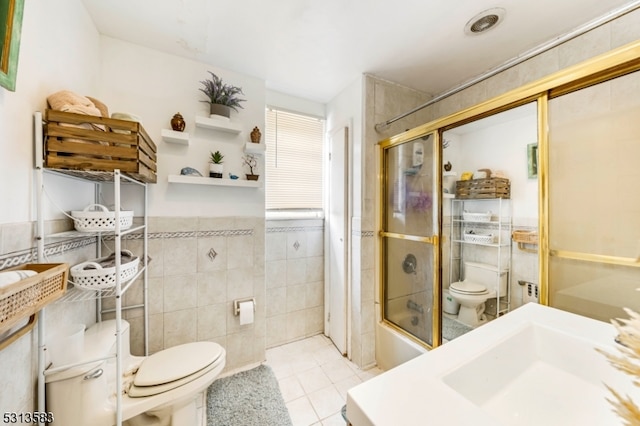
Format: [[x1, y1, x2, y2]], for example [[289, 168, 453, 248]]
[[0, 0, 25, 92], [527, 143, 538, 179]]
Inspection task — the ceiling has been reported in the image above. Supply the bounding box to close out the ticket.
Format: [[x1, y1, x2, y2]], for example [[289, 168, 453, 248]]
[[81, 0, 638, 103]]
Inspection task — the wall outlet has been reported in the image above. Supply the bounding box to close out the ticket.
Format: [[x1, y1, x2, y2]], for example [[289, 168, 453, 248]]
[[523, 282, 539, 304]]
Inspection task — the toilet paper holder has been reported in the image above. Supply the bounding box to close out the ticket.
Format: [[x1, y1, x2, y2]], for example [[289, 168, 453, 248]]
[[233, 298, 256, 315]]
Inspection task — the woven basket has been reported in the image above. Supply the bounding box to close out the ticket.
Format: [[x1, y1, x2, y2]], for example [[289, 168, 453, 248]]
[[0, 263, 68, 333], [70, 252, 139, 290], [512, 230, 538, 244], [463, 233, 495, 244], [71, 204, 133, 232]]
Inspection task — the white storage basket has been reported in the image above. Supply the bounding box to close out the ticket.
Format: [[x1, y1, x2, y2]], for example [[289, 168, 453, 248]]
[[71, 204, 134, 232], [70, 251, 139, 290], [462, 211, 492, 222], [463, 232, 495, 244]]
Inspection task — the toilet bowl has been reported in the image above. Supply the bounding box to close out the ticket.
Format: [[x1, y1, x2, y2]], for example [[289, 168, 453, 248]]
[[448, 261, 507, 327], [45, 319, 225, 426]]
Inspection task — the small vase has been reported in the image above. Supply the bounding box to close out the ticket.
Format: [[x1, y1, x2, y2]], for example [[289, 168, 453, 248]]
[[209, 163, 223, 178], [246, 174, 259, 181], [250, 127, 261, 143], [170, 112, 186, 132], [209, 104, 231, 120]]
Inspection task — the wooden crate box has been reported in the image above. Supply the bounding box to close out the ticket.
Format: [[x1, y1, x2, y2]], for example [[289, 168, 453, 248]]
[[43, 109, 158, 183], [455, 177, 510, 199]]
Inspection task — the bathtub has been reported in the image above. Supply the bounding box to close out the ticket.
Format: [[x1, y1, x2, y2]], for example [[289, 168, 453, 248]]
[[375, 304, 428, 371]]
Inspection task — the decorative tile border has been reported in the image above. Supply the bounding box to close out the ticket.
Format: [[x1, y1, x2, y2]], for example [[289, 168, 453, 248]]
[[266, 226, 324, 233], [0, 229, 254, 270], [103, 229, 254, 240], [0, 237, 95, 270]]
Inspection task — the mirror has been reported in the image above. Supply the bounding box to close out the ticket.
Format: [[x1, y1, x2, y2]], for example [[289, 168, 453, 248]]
[[440, 102, 539, 342], [0, 0, 25, 91]]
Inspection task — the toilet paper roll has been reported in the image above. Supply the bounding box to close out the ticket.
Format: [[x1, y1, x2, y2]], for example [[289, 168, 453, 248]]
[[239, 300, 254, 325]]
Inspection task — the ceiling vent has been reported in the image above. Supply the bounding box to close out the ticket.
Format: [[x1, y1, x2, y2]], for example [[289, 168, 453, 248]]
[[465, 8, 505, 35]]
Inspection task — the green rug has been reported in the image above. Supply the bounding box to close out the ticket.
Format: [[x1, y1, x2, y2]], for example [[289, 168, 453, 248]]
[[207, 364, 292, 426]]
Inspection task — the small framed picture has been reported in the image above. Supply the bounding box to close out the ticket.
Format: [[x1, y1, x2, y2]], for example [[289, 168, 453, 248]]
[[0, 0, 25, 91], [527, 143, 538, 179]]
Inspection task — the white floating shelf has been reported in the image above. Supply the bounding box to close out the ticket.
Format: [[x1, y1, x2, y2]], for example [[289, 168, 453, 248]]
[[194, 116, 242, 134], [244, 143, 266, 155], [161, 129, 190, 145], [168, 174, 261, 188]]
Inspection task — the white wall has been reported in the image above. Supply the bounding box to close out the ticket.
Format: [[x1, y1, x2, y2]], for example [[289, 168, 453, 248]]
[[326, 76, 363, 218], [0, 0, 101, 415], [443, 102, 538, 221], [0, 0, 100, 225], [98, 37, 266, 218]]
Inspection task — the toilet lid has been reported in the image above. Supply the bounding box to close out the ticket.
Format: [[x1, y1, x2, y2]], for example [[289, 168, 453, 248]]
[[133, 341, 224, 387], [450, 280, 488, 295]]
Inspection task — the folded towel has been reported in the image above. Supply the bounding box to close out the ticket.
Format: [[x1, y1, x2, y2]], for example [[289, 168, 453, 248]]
[[0, 270, 37, 288], [110, 112, 142, 135], [47, 90, 107, 136], [83, 251, 137, 270], [86, 96, 109, 118], [47, 90, 102, 117]]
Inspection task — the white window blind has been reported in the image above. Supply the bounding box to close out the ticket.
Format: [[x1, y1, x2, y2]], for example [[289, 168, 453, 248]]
[[265, 109, 324, 210]]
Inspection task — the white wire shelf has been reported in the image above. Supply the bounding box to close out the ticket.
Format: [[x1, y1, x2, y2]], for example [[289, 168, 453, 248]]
[[58, 265, 146, 303]]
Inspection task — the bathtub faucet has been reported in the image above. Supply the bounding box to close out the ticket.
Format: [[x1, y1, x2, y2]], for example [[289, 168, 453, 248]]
[[407, 299, 424, 314]]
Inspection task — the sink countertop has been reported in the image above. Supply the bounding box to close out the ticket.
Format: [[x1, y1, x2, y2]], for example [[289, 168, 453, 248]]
[[346, 303, 629, 426]]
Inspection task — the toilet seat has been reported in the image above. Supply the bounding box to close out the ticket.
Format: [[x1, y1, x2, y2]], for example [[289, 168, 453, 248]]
[[128, 341, 224, 398], [450, 280, 489, 295]]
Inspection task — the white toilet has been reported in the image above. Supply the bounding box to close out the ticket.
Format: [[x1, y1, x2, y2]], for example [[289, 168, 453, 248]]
[[46, 319, 225, 426], [448, 261, 508, 327]]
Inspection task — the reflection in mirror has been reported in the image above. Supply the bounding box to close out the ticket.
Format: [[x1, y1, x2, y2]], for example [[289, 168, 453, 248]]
[[440, 102, 539, 342]]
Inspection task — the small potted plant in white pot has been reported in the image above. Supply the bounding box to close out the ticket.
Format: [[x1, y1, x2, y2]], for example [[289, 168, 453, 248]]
[[243, 154, 259, 181], [209, 150, 224, 178], [199, 71, 246, 119]]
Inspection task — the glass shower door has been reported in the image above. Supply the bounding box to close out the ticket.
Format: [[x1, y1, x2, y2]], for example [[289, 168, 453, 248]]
[[380, 133, 440, 348], [547, 69, 640, 322]]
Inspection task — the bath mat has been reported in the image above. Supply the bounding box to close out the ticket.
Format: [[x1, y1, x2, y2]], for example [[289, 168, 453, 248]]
[[207, 364, 292, 426], [442, 316, 473, 341]]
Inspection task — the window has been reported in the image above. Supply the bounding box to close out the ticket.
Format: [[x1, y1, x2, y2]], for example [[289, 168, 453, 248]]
[[265, 108, 324, 210]]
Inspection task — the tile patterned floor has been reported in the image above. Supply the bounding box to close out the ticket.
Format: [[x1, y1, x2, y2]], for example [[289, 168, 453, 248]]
[[265, 335, 383, 426]]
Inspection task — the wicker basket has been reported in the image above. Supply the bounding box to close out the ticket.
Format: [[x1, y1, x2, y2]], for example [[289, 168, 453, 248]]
[[512, 230, 538, 244], [456, 178, 510, 199], [463, 232, 495, 244], [70, 252, 139, 290], [0, 263, 68, 333], [462, 211, 492, 222], [71, 204, 133, 232]]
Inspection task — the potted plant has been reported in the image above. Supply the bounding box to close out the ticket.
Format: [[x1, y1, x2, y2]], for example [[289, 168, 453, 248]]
[[209, 150, 224, 178], [199, 71, 246, 119], [243, 154, 259, 181]]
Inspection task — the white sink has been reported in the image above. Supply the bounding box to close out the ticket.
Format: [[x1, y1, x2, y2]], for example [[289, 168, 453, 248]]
[[347, 303, 639, 426], [442, 322, 632, 425]]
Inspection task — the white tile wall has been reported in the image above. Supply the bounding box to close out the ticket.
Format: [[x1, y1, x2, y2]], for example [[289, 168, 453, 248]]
[[266, 220, 325, 348]]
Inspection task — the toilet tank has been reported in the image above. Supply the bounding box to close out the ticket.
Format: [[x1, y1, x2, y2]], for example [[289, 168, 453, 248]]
[[45, 320, 132, 426], [464, 261, 508, 294]]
